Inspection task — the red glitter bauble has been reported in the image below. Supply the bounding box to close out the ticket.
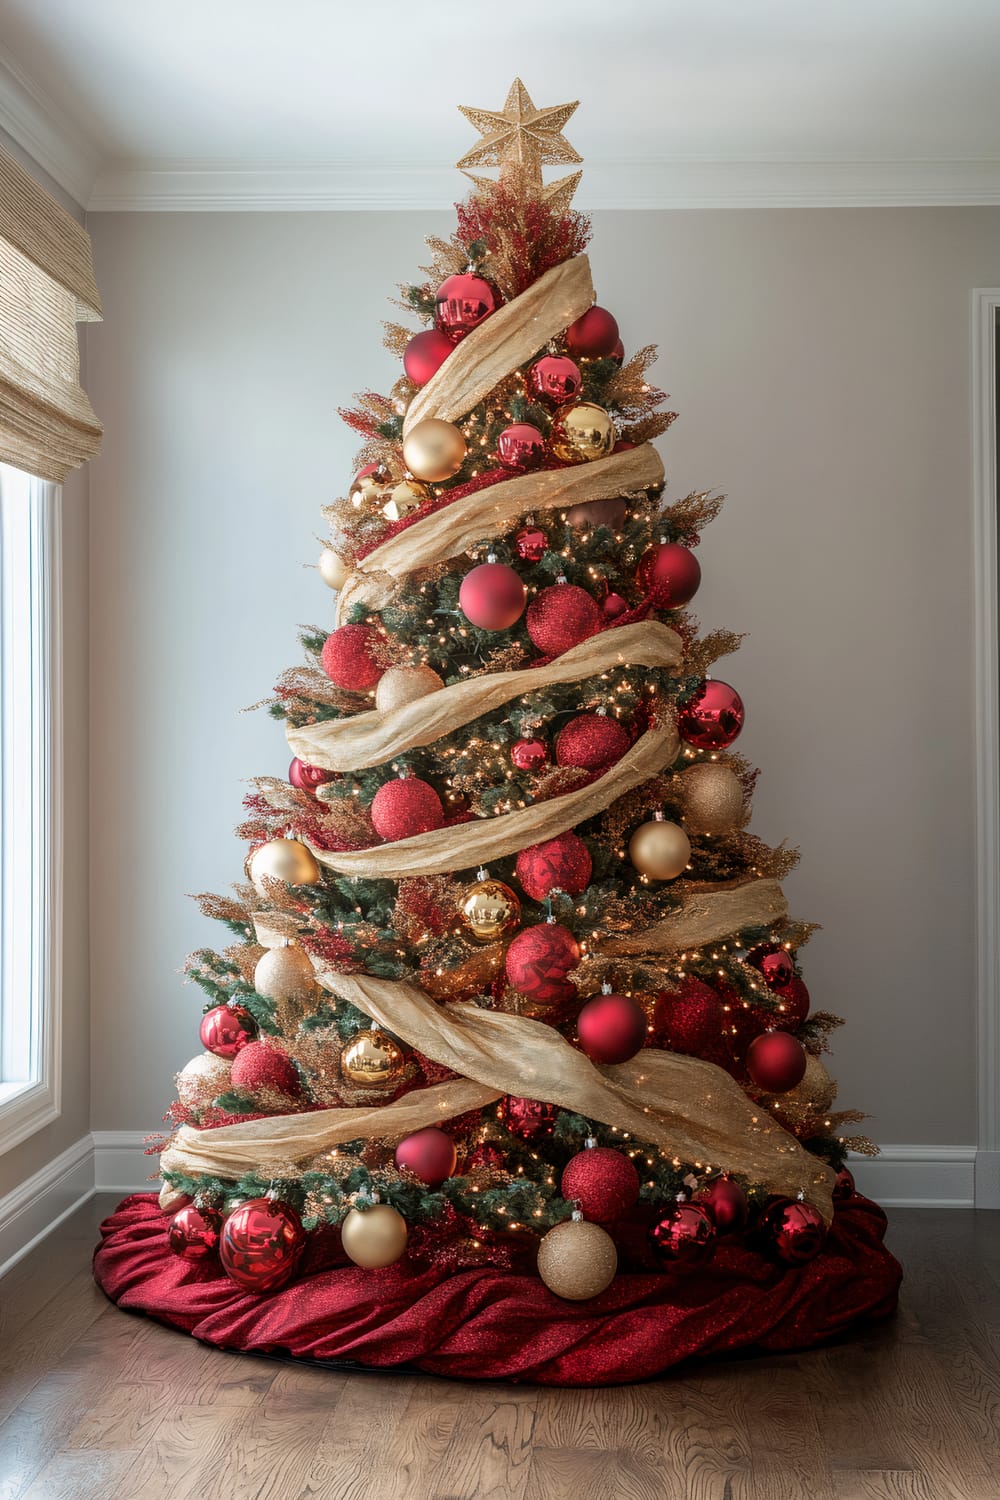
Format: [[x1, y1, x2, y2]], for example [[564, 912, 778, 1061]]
[[459, 561, 526, 631], [650, 1202, 717, 1266], [402, 328, 454, 386], [168, 1203, 222, 1261], [677, 680, 745, 750], [230, 1041, 301, 1097], [833, 1165, 856, 1202], [577, 993, 647, 1065], [565, 496, 628, 531], [526, 583, 602, 656], [516, 832, 592, 900], [321, 623, 384, 692], [395, 1126, 458, 1188], [497, 424, 545, 470], [603, 591, 628, 620], [637, 542, 702, 608], [761, 1198, 826, 1264], [288, 757, 336, 795], [371, 777, 444, 842], [511, 735, 550, 772], [220, 1198, 306, 1292], [199, 1004, 256, 1059], [561, 1146, 640, 1224], [514, 525, 549, 563], [555, 713, 630, 772], [500, 1096, 559, 1140], [747, 943, 795, 992], [654, 979, 723, 1056], [565, 305, 620, 358], [695, 1177, 749, 1234], [505, 922, 580, 1003], [746, 1031, 807, 1093], [773, 975, 810, 1030], [528, 354, 582, 404], [434, 273, 501, 342]]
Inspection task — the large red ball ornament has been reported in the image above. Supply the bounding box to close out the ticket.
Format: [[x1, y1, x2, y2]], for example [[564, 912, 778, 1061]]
[[561, 1146, 640, 1223], [321, 623, 384, 692], [434, 273, 501, 342], [577, 992, 647, 1064], [610, 337, 625, 363], [516, 832, 592, 901], [650, 1202, 717, 1266], [565, 305, 620, 359], [505, 922, 580, 1003], [459, 561, 527, 631], [511, 736, 550, 772], [695, 1176, 749, 1234], [230, 1041, 301, 1098], [747, 943, 795, 992], [288, 757, 336, 795], [746, 1031, 807, 1093], [761, 1198, 827, 1264], [603, 591, 628, 620], [833, 1165, 856, 1202], [370, 777, 444, 842], [555, 713, 630, 772], [500, 1095, 559, 1140], [514, 526, 549, 563], [526, 583, 602, 656], [168, 1203, 222, 1261], [529, 354, 582, 404], [497, 424, 545, 470], [677, 680, 745, 750], [654, 979, 723, 1056], [199, 1004, 256, 1059], [220, 1197, 306, 1292], [637, 542, 702, 608], [394, 1126, 458, 1188], [403, 328, 454, 386]]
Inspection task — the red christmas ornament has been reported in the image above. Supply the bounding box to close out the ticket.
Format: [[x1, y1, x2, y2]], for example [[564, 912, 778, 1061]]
[[565, 305, 620, 359], [747, 943, 795, 992], [565, 496, 628, 531], [199, 1004, 256, 1059], [371, 777, 444, 842], [746, 1031, 807, 1093], [288, 757, 336, 795], [526, 583, 602, 656], [833, 1165, 856, 1202], [602, 591, 628, 620], [168, 1203, 222, 1261], [695, 1177, 749, 1234], [516, 832, 592, 900], [230, 1040, 301, 1097], [529, 354, 582, 404], [434, 273, 501, 342], [402, 328, 454, 386], [772, 976, 810, 1030], [677, 680, 745, 750], [514, 525, 549, 563], [511, 735, 550, 773], [459, 561, 526, 631], [561, 1146, 640, 1223], [394, 1126, 458, 1188], [220, 1197, 306, 1292], [497, 424, 545, 470], [505, 922, 580, 1004], [577, 992, 647, 1065], [555, 713, 630, 772], [610, 337, 625, 363], [612, 439, 636, 453], [654, 979, 724, 1056], [761, 1197, 826, 1264], [637, 542, 702, 608], [321, 623, 384, 692], [500, 1095, 559, 1140], [650, 1201, 717, 1266]]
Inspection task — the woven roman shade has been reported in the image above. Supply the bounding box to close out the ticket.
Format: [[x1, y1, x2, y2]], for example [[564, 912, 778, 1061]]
[[0, 146, 102, 482]]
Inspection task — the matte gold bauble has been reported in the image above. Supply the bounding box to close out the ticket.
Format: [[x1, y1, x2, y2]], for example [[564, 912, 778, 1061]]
[[536, 1216, 618, 1301], [340, 1029, 405, 1088], [402, 418, 468, 482], [680, 762, 745, 836], [341, 1203, 408, 1268], [374, 663, 445, 714], [349, 472, 387, 511], [176, 1052, 232, 1107], [248, 838, 320, 895], [318, 546, 350, 591], [382, 478, 430, 522], [549, 403, 617, 465], [628, 818, 691, 881], [460, 878, 521, 944], [253, 942, 317, 1005]]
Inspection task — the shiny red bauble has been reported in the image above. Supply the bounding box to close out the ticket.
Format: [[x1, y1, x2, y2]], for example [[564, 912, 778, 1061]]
[[500, 1095, 559, 1140], [637, 542, 702, 609], [761, 1198, 826, 1264], [514, 525, 549, 563], [773, 976, 810, 1030], [561, 1146, 640, 1223], [654, 979, 724, 1056], [695, 1176, 749, 1234], [220, 1197, 306, 1292], [371, 777, 444, 842], [434, 273, 501, 342], [577, 992, 647, 1065], [394, 1126, 458, 1188], [516, 831, 592, 901], [511, 735, 550, 772], [403, 328, 454, 386], [566, 306, 620, 359], [833, 1165, 856, 1201], [529, 354, 582, 404], [747, 943, 795, 992], [321, 623, 384, 692], [677, 679, 745, 750], [555, 713, 630, 772], [459, 561, 527, 631], [746, 1031, 807, 1093], [650, 1202, 717, 1266], [199, 1004, 256, 1059], [497, 424, 545, 470], [505, 922, 580, 1004], [230, 1040, 301, 1097], [603, 591, 629, 620], [288, 756, 336, 795], [526, 583, 602, 656], [168, 1203, 223, 1261]]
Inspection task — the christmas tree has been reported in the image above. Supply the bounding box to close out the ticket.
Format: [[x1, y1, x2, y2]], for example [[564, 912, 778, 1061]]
[[95, 82, 901, 1383]]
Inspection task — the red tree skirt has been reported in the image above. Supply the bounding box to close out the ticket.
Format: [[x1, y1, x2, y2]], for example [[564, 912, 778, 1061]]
[[93, 1193, 901, 1386]]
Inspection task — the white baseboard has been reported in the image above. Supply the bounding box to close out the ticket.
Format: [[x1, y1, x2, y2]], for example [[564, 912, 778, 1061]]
[[850, 1145, 977, 1207], [92, 1130, 161, 1193], [0, 1134, 95, 1278]]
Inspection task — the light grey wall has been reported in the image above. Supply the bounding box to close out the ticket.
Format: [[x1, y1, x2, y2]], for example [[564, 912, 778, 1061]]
[[86, 206, 1000, 1148]]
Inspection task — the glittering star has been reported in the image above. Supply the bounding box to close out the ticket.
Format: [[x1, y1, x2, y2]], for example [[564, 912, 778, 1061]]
[[457, 79, 583, 206]]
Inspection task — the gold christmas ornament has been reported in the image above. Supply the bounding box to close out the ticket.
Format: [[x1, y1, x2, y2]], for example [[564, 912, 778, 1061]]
[[628, 817, 691, 881], [536, 1214, 617, 1300], [549, 403, 616, 465], [340, 1029, 405, 1089], [349, 470, 387, 512], [402, 418, 467, 482], [680, 762, 745, 837], [421, 942, 504, 1000], [341, 1203, 408, 1268], [176, 1052, 232, 1108], [460, 877, 521, 944], [318, 546, 350, 591], [248, 838, 320, 896], [374, 664, 445, 715], [382, 478, 430, 523], [253, 942, 317, 1005]]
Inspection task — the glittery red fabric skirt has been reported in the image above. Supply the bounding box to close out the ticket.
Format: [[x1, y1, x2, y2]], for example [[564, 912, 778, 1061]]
[[93, 1193, 901, 1386]]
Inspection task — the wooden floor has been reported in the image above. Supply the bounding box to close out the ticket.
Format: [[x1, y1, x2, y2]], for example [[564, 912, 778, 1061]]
[[0, 1198, 998, 1500]]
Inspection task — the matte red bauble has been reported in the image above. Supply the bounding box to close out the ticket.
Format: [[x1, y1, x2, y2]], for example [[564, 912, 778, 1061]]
[[459, 561, 526, 631], [577, 992, 647, 1065], [511, 736, 550, 772], [168, 1203, 222, 1261], [220, 1198, 306, 1292], [773, 975, 810, 1030], [654, 979, 723, 1056], [497, 424, 545, 470], [561, 1146, 640, 1224], [565, 305, 620, 359], [199, 1004, 256, 1059], [761, 1198, 826, 1264], [747, 943, 795, 992], [677, 680, 745, 750], [746, 1031, 807, 1093], [514, 526, 548, 563], [603, 591, 628, 620], [321, 623, 384, 692], [526, 583, 602, 656], [434, 273, 501, 342], [505, 922, 580, 1003], [695, 1176, 749, 1234], [500, 1096, 559, 1140], [649, 1202, 717, 1266], [529, 354, 582, 404], [565, 496, 628, 531], [833, 1165, 856, 1202], [370, 777, 444, 842], [637, 542, 702, 608], [402, 328, 454, 386], [394, 1126, 458, 1188], [516, 831, 592, 900], [230, 1041, 301, 1098], [555, 713, 630, 772], [610, 337, 625, 363], [288, 757, 336, 795]]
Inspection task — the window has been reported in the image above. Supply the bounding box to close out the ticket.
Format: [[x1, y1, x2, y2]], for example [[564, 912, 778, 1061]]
[[0, 463, 61, 1151]]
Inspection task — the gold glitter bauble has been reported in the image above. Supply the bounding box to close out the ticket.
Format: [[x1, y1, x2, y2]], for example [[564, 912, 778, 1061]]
[[253, 942, 317, 1005], [349, 471, 387, 511], [536, 1217, 617, 1301], [680, 762, 745, 836], [382, 478, 430, 522], [318, 546, 350, 590], [176, 1052, 232, 1107], [549, 402, 616, 465], [248, 838, 320, 896], [459, 878, 521, 944], [340, 1029, 405, 1088], [628, 818, 691, 881], [374, 663, 445, 714], [402, 418, 467, 482], [341, 1204, 408, 1268]]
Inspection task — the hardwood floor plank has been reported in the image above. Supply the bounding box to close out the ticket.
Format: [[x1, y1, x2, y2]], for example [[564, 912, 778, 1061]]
[[14, 1449, 140, 1500]]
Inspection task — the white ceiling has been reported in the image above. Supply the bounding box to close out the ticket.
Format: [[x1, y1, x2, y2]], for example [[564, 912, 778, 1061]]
[[1, 0, 1000, 209]]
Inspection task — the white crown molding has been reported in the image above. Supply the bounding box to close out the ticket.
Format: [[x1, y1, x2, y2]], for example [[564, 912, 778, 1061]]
[[0, 44, 100, 208]]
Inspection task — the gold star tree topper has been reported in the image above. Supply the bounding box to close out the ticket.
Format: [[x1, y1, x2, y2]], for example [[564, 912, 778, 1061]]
[[457, 79, 583, 210]]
